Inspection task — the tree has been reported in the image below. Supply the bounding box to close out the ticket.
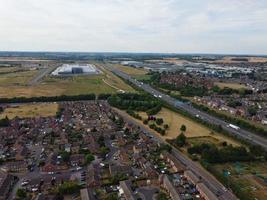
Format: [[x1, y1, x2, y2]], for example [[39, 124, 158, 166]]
[[16, 188, 27, 199], [60, 151, 70, 162], [163, 124, 169, 130], [180, 124, 186, 132], [85, 153, 95, 164], [248, 106, 258, 116], [176, 133, 186, 147], [100, 146, 110, 157], [156, 118, 164, 125], [58, 181, 80, 195], [106, 193, 119, 200], [157, 192, 168, 200], [0, 116, 9, 127]]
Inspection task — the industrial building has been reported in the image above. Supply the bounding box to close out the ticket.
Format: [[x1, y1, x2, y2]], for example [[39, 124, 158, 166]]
[[51, 64, 100, 76]]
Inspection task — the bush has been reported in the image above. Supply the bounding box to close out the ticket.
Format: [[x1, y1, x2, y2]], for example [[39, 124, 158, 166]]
[[176, 133, 186, 147], [85, 154, 94, 164], [180, 124, 186, 132], [156, 118, 164, 125], [16, 188, 27, 199], [58, 181, 81, 195]]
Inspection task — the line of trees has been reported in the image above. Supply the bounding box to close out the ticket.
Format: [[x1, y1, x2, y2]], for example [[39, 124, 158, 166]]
[[192, 102, 267, 138], [0, 94, 96, 104], [108, 93, 162, 114], [0, 116, 9, 127], [187, 143, 263, 163], [126, 109, 142, 120]]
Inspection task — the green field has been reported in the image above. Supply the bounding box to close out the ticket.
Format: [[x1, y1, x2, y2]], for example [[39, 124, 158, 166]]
[[211, 162, 267, 200], [138, 107, 240, 146], [112, 64, 148, 76], [0, 103, 59, 119], [0, 65, 135, 98], [215, 82, 248, 90]]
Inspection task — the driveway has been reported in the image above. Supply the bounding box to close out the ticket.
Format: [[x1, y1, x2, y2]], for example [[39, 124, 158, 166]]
[[137, 187, 159, 200]]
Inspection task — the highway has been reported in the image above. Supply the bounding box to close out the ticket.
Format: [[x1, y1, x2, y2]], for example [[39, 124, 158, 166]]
[[105, 63, 267, 151], [114, 108, 237, 200]]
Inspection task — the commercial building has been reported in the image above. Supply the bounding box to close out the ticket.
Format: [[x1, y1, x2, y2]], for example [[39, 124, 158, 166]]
[[52, 64, 101, 76]]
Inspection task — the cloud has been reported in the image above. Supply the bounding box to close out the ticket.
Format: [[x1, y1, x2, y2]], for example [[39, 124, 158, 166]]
[[0, 0, 267, 54]]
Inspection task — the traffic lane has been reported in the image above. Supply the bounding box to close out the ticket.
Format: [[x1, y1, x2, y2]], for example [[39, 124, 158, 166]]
[[135, 79, 267, 150], [113, 108, 235, 200], [107, 65, 238, 199]]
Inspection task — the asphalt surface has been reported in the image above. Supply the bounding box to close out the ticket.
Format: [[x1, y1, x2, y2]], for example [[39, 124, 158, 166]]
[[104, 63, 254, 200], [114, 108, 237, 200], [28, 66, 57, 86], [105, 63, 267, 151]]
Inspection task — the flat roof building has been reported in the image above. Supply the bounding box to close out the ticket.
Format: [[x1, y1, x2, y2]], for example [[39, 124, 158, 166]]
[[52, 64, 101, 76]]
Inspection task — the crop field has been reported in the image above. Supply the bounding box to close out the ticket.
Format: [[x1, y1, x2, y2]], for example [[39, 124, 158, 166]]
[[0, 64, 135, 98], [138, 107, 239, 146], [215, 82, 248, 90], [212, 162, 267, 200], [0, 103, 59, 119]]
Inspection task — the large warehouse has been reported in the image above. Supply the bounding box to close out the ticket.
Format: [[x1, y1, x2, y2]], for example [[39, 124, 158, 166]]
[[52, 64, 101, 76]]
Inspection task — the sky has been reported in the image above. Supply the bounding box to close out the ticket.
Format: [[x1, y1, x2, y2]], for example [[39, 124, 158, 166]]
[[0, 0, 267, 54]]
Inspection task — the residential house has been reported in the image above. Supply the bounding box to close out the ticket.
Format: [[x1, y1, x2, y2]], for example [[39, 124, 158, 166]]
[[119, 180, 137, 200]]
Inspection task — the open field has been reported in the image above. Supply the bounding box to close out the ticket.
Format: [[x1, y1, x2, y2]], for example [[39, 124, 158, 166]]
[[212, 162, 267, 200], [0, 66, 20, 73], [112, 64, 148, 76], [215, 82, 248, 90], [0, 103, 59, 119], [138, 107, 240, 146], [0, 64, 135, 98], [0, 69, 39, 87], [98, 64, 136, 93], [203, 56, 267, 64]]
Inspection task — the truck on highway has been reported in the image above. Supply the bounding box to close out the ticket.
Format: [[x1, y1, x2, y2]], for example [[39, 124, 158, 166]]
[[227, 124, 240, 130]]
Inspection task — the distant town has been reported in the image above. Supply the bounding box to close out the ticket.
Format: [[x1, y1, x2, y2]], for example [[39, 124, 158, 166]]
[[0, 52, 267, 200]]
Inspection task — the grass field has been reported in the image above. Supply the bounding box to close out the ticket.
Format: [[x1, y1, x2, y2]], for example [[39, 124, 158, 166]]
[[212, 162, 267, 200], [112, 64, 148, 76], [0, 69, 39, 86], [215, 82, 248, 90], [0, 64, 135, 98], [0, 103, 59, 119], [138, 107, 239, 146], [0, 66, 20, 73]]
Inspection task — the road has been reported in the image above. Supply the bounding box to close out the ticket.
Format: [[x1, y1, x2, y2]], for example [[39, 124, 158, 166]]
[[103, 63, 252, 200], [114, 108, 237, 200], [28, 65, 58, 86], [104, 63, 267, 151]]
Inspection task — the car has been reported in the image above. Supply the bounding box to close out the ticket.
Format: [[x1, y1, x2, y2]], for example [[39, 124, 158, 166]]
[[21, 181, 29, 186], [76, 166, 82, 171], [31, 187, 38, 192]]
